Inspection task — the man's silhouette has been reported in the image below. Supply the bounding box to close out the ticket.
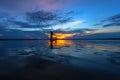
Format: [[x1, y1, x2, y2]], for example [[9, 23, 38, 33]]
[[50, 31, 53, 41]]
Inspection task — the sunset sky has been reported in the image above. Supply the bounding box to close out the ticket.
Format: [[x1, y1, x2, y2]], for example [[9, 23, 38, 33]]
[[0, 0, 120, 39]]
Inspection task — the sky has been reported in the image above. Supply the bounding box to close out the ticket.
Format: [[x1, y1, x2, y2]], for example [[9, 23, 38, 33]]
[[0, 0, 120, 39]]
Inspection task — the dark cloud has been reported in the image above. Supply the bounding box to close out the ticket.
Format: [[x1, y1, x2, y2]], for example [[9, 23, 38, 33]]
[[95, 13, 120, 27], [0, 23, 6, 31], [10, 21, 39, 28], [0, 22, 47, 39], [26, 11, 57, 23], [0, 10, 73, 32], [26, 10, 72, 28], [106, 14, 120, 22], [81, 32, 120, 39], [103, 23, 120, 27]]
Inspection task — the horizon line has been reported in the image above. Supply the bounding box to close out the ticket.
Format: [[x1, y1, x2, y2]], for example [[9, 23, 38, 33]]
[[0, 38, 120, 40]]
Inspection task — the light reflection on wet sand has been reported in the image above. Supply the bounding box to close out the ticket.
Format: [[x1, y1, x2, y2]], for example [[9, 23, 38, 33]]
[[48, 40, 74, 49], [0, 40, 120, 80]]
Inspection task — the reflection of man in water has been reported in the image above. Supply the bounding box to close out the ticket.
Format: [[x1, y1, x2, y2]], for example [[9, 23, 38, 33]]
[[50, 40, 53, 49]]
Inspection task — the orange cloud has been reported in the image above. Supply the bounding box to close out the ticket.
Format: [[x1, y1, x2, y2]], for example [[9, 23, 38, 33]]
[[47, 33, 76, 39]]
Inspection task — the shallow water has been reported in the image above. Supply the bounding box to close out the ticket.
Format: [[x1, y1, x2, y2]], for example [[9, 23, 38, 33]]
[[0, 40, 120, 80]]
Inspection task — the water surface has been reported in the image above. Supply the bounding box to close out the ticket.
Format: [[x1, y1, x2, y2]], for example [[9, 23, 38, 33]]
[[0, 40, 120, 80]]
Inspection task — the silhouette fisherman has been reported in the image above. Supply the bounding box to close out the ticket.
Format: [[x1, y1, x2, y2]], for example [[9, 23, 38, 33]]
[[50, 31, 54, 49], [50, 31, 53, 41], [49, 31, 57, 49]]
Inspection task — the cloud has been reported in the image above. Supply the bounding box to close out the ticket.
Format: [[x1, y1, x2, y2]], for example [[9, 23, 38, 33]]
[[10, 21, 40, 28], [95, 13, 120, 27], [0, 10, 73, 32], [1, 10, 70, 30], [26, 11, 57, 23], [53, 20, 86, 30], [7, 21, 43, 31], [103, 23, 120, 27], [71, 27, 120, 37], [72, 20, 85, 25], [9, 27, 42, 31], [6, 20, 49, 31], [71, 28, 96, 35], [26, 10, 72, 30], [0, 22, 8, 30], [103, 14, 120, 27], [53, 28, 96, 34]]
